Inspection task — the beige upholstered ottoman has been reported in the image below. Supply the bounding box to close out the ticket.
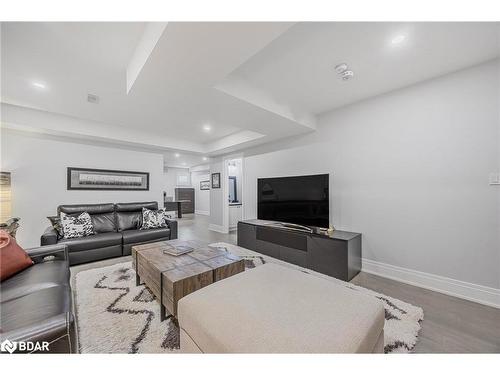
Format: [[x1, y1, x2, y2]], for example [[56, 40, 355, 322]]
[[178, 263, 385, 353]]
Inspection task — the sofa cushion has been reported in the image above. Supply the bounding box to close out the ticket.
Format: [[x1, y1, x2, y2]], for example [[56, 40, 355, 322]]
[[116, 211, 142, 231], [122, 228, 171, 245], [0, 230, 33, 281], [115, 202, 158, 231], [178, 263, 385, 353], [115, 201, 158, 212], [58, 203, 115, 215], [59, 232, 122, 252], [58, 203, 117, 233], [91, 213, 117, 233], [1, 260, 70, 303]]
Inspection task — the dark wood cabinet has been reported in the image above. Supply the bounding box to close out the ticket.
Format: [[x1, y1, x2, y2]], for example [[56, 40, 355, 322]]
[[237, 219, 361, 281], [174, 188, 195, 214]]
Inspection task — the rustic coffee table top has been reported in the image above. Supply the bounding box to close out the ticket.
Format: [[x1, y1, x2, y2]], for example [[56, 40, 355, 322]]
[[133, 239, 233, 271], [132, 239, 245, 318]]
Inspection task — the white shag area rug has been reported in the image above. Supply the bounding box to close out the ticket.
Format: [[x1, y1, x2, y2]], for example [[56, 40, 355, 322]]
[[74, 242, 423, 354]]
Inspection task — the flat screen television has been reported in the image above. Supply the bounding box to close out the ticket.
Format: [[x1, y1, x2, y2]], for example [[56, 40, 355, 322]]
[[257, 173, 329, 228]]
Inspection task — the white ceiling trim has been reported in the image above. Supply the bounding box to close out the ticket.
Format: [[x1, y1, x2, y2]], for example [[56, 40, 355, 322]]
[[0, 103, 204, 153], [126, 22, 168, 94], [204, 130, 266, 155], [215, 75, 317, 130], [0, 103, 291, 157]]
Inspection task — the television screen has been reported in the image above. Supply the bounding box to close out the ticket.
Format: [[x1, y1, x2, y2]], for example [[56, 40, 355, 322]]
[[257, 174, 329, 228]]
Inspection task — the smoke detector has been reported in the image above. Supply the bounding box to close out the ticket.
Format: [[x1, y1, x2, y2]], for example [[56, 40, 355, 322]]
[[334, 63, 348, 74], [334, 63, 354, 81], [340, 70, 354, 80], [87, 93, 100, 104]]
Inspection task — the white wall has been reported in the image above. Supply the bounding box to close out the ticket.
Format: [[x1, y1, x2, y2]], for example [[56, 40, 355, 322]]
[[209, 159, 225, 230], [1, 130, 164, 248], [162, 167, 191, 199], [191, 171, 210, 215], [243, 60, 500, 291]]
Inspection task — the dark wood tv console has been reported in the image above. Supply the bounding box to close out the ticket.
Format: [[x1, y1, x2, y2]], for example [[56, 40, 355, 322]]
[[237, 219, 361, 281]]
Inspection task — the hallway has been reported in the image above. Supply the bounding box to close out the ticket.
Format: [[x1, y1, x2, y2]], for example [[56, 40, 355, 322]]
[[176, 213, 237, 244]]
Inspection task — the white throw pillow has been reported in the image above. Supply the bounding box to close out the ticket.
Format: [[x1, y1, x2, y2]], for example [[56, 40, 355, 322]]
[[60, 212, 94, 239], [141, 207, 167, 230]]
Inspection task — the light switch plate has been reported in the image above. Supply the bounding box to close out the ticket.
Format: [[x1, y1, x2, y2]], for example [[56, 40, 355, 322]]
[[489, 172, 500, 185]]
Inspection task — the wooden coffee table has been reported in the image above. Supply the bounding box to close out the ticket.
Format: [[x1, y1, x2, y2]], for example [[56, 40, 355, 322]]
[[132, 239, 244, 320]]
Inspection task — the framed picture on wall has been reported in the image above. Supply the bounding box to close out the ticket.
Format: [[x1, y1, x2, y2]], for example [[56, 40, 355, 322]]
[[200, 180, 210, 190], [211, 173, 221, 189], [67, 167, 149, 191]]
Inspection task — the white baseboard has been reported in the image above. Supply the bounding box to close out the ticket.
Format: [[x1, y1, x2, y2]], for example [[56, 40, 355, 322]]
[[195, 210, 210, 216], [208, 224, 228, 234], [362, 258, 500, 309]]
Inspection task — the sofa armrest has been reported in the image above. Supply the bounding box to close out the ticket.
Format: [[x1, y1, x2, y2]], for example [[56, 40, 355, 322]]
[[165, 218, 178, 240], [41, 226, 59, 246], [0, 312, 75, 353], [25, 244, 68, 264]]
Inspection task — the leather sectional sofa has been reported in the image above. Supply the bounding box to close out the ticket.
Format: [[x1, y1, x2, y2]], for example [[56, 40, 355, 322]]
[[0, 244, 76, 353], [41, 201, 177, 266]]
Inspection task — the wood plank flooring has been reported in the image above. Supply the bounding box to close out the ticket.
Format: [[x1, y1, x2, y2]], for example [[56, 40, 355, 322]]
[[71, 214, 500, 353], [351, 272, 500, 353]]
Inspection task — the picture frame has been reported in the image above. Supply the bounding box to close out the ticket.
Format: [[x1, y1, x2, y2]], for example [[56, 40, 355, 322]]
[[211, 173, 221, 189], [200, 180, 210, 190], [67, 167, 149, 191]]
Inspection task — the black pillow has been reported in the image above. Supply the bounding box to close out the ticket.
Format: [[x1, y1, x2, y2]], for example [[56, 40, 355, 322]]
[[47, 216, 64, 238]]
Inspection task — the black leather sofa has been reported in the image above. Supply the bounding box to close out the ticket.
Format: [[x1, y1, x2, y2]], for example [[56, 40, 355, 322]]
[[0, 244, 76, 353], [40, 201, 178, 266]]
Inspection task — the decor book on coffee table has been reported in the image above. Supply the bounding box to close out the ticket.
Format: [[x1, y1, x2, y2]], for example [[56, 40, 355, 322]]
[[132, 239, 244, 319]]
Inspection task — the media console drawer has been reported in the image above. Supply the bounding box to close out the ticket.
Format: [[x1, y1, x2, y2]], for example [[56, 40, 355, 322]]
[[307, 237, 347, 280], [256, 226, 308, 251]]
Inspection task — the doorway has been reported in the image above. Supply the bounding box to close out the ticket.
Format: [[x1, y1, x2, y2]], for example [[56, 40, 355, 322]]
[[224, 157, 244, 232]]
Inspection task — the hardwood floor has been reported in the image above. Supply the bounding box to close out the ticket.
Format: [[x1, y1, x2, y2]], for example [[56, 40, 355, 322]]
[[176, 214, 237, 244], [71, 214, 500, 353], [352, 272, 500, 353]]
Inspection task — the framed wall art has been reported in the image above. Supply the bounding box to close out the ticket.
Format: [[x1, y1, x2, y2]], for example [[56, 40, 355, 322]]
[[211, 173, 220, 189], [67, 167, 149, 191]]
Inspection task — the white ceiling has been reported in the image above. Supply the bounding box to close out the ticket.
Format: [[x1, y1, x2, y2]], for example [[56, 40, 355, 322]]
[[1, 22, 499, 167], [224, 22, 500, 115]]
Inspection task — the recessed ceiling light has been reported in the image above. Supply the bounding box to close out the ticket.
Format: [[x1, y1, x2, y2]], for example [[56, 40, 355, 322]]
[[87, 93, 99, 104], [390, 34, 407, 46], [202, 157, 208, 161], [32, 82, 46, 89], [203, 124, 212, 132], [174, 153, 180, 158]]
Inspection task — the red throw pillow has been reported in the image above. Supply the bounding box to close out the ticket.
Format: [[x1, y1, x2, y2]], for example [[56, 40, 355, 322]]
[[0, 230, 33, 281]]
